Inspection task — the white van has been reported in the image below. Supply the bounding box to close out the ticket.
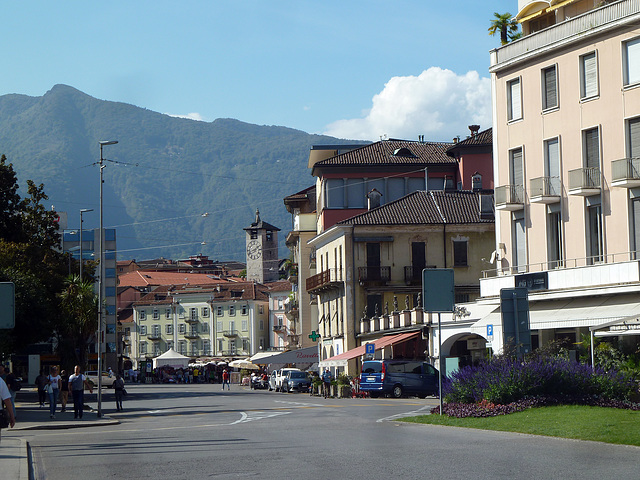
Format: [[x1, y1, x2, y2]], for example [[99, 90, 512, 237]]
[[269, 368, 301, 392]]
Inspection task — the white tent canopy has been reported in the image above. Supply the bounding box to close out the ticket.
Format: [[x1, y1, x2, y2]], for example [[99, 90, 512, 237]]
[[153, 348, 190, 369], [252, 346, 318, 366]]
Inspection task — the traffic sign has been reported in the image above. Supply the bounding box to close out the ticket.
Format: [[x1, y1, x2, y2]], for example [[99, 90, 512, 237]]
[[422, 269, 454, 313], [487, 324, 493, 339], [365, 343, 375, 355]]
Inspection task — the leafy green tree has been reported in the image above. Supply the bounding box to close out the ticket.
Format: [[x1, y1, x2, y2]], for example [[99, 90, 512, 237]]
[[57, 275, 98, 369], [0, 155, 25, 242], [489, 12, 520, 46]]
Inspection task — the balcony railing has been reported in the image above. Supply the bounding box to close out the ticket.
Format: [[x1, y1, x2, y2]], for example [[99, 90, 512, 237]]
[[568, 167, 600, 195], [273, 324, 286, 333], [612, 157, 640, 187], [358, 266, 391, 283], [495, 185, 524, 210], [222, 329, 238, 337], [306, 268, 342, 293], [493, 0, 640, 67], [404, 265, 436, 284], [530, 176, 561, 202], [184, 330, 200, 339], [186, 316, 199, 324], [148, 332, 162, 341]]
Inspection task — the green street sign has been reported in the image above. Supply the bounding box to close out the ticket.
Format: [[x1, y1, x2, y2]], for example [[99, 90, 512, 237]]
[[0, 282, 15, 329], [308, 330, 320, 342]]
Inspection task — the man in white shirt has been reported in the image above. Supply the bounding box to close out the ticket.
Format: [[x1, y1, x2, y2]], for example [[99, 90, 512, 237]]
[[0, 376, 16, 428]]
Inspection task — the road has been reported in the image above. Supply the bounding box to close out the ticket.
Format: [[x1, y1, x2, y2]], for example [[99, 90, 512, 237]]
[[8, 383, 640, 480]]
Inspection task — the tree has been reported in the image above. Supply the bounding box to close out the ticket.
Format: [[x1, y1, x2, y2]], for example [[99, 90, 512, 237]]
[[57, 275, 98, 369], [0, 155, 25, 242], [489, 12, 520, 46]]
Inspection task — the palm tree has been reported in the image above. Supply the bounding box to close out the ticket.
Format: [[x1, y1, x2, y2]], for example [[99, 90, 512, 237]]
[[57, 275, 98, 369], [488, 12, 520, 46]]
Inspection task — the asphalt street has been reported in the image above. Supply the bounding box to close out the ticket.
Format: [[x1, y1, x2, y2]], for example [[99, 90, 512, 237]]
[[6, 383, 640, 480]]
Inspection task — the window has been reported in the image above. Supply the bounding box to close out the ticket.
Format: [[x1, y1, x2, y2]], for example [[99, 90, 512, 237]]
[[178, 341, 187, 355], [507, 78, 522, 121], [153, 344, 161, 356], [139, 342, 147, 354], [513, 211, 526, 273], [472, 173, 482, 191], [203, 340, 211, 355], [259, 305, 264, 314], [218, 339, 224, 352], [276, 315, 283, 327], [151, 324, 160, 337], [190, 342, 198, 356], [259, 338, 265, 350], [241, 304, 248, 315], [166, 341, 173, 351], [152, 309, 159, 320], [242, 319, 248, 331], [580, 52, 598, 99], [201, 322, 208, 333], [588, 203, 603, 264], [230, 341, 236, 355], [326, 178, 344, 208], [631, 197, 640, 259], [453, 240, 468, 267], [229, 305, 235, 316], [138, 310, 146, 321], [242, 338, 249, 351], [178, 307, 185, 319], [548, 207, 563, 269], [201, 307, 209, 318], [544, 138, 561, 196], [628, 117, 640, 159], [583, 127, 600, 170], [165, 308, 171, 318], [217, 320, 223, 332], [542, 65, 558, 110], [346, 179, 365, 208], [277, 299, 284, 309], [259, 319, 264, 330], [139, 325, 147, 335], [178, 323, 186, 334], [623, 37, 640, 86], [229, 320, 235, 333], [166, 324, 173, 335], [216, 306, 223, 316], [190, 308, 197, 321], [509, 148, 524, 203]]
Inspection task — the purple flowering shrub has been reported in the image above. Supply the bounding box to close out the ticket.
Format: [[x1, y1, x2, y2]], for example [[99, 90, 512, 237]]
[[436, 355, 639, 417]]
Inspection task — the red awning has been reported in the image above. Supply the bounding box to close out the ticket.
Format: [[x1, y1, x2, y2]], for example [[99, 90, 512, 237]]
[[319, 331, 420, 367]]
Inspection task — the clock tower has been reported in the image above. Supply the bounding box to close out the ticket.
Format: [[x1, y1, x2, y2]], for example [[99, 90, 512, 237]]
[[244, 209, 280, 283]]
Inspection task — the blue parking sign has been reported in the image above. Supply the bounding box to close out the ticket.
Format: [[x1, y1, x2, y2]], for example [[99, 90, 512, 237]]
[[365, 343, 375, 355], [487, 324, 493, 337]]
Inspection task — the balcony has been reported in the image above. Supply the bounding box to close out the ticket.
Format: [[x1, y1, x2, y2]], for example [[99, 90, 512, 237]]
[[568, 167, 600, 196], [186, 316, 199, 324], [184, 330, 200, 339], [404, 265, 436, 285], [495, 185, 524, 211], [123, 335, 131, 344], [530, 176, 561, 204], [492, 0, 640, 68], [273, 324, 286, 333], [148, 332, 162, 341], [358, 266, 391, 284], [612, 158, 640, 188], [306, 268, 342, 293], [222, 329, 239, 337]]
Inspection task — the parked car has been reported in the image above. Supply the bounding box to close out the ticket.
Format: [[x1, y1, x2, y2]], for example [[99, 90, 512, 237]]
[[359, 360, 438, 398], [85, 371, 117, 388], [269, 368, 301, 392], [281, 370, 311, 393]]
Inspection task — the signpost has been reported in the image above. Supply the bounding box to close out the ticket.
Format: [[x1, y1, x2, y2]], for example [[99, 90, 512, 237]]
[[0, 282, 15, 329], [500, 287, 531, 359], [422, 269, 454, 415]]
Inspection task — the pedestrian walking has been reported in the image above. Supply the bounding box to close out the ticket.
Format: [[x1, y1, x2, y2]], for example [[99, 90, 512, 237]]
[[35, 370, 47, 407], [47, 366, 62, 418], [113, 374, 125, 411], [68, 365, 93, 419], [59, 370, 69, 413], [0, 365, 18, 419], [322, 368, 333, 398], [222, 369, 230, 390], [0, 375, 16, 429]]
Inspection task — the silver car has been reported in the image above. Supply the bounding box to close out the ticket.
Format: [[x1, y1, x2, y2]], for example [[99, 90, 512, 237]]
[[282, 371, 311, 393]]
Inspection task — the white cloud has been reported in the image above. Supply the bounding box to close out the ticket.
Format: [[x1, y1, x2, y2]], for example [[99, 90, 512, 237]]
[[166, 112, 206, 122], [323, 67, 492, 142]]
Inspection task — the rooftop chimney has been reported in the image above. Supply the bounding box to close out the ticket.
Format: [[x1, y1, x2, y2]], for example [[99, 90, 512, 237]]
[[469, 125, 480, 136], [367, 188, 383, 210]]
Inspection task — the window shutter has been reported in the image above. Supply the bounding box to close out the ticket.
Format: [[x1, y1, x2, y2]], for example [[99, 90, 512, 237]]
[[510, 149, 523, 186], [543, 66, 557, 109], [509, 79, 521, 120], [584, 128, 600, 169], [583, 53, 597, 98], [626, 38, 640, 86], [629, 117, 640, 159]]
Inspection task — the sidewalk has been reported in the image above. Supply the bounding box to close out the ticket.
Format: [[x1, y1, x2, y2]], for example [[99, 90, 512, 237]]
[[1, 388, 119, 480]]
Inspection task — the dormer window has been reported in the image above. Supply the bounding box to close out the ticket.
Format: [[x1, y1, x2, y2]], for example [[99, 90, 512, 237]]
[[472, 173, 483, 191], [392, 147, 414, 157]]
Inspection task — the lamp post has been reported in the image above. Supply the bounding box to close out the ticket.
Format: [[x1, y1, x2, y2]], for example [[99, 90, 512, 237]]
[[79, 208, 93, 281], [97, 140, 118, 417]]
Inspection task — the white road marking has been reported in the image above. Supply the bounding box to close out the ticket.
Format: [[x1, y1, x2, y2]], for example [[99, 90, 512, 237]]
[[376, 405, 433, 423], [273, 400, 324, 408]]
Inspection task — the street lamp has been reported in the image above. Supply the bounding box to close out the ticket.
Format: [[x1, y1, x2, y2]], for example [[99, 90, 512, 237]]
[[97, 140, 117, 417], [79, 208, 93, 281]]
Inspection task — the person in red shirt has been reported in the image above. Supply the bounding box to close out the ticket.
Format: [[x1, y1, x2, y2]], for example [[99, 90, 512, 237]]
[[222, 369, 230, 391]]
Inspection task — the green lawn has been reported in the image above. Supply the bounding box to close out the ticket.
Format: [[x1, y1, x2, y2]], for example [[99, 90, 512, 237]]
[[401, 405, 640, 446]]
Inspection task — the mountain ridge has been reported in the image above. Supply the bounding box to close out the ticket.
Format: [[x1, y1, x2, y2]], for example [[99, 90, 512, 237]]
[[0, 84, 357, 261]]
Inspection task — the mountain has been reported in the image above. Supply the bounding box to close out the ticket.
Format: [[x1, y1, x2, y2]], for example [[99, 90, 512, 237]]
[[0, 85, 354, 261]]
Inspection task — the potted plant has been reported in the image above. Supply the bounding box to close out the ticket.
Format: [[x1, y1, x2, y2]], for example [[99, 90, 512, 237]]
[[337, 374, 351, 398]]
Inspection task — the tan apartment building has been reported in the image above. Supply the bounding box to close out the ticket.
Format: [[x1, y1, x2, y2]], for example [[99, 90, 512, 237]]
[[473, 0, 640, 355]]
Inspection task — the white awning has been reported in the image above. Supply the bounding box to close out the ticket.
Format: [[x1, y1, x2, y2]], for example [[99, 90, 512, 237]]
[[252, 346, 319, 365]]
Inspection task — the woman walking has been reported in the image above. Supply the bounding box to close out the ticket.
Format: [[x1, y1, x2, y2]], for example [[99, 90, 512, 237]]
[[114, 374, 125, 411], [47, 366, 62, 419]]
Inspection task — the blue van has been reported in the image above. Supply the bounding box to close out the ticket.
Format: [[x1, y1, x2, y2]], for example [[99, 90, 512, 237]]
[[359, 360, 439, 398]]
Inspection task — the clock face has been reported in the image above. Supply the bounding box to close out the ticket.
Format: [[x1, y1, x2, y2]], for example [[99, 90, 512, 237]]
[[247, 240, 262, 259]]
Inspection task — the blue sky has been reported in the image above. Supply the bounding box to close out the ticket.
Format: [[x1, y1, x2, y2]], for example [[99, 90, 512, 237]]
[[2, 1, 515, 142]]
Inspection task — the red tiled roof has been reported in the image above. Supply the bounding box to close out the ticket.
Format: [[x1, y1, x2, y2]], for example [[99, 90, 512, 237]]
[[338, 190, 494, 226], [118, 271, 232, 288], [265, 280, 292, 292], [312, 139, 455, 171]]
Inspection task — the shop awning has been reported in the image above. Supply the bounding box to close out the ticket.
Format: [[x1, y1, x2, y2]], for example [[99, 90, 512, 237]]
[[251, 346, 319, 365], [319, 331, 420, 368]]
